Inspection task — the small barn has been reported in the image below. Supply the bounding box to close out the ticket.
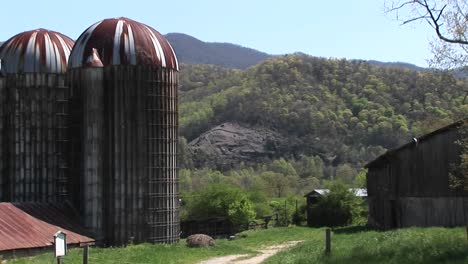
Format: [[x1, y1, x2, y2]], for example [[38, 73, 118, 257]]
[[0, 202, 94, 258], [366, 118, 468, 229]]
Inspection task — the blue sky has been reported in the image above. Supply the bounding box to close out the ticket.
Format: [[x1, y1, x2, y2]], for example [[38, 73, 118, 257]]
[[1, 0, 434, 67]]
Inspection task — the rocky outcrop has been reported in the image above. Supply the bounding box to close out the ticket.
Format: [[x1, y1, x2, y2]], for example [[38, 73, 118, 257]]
[[188, 122, 282, 169]]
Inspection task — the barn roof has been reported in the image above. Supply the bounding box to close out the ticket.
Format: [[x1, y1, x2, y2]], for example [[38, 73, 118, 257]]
[[304, 188, 367, 197], [365, 117, 468, 169], [0, 29, 74, 74], [0, 202, 94, 252], [69, 17, 178, 70]]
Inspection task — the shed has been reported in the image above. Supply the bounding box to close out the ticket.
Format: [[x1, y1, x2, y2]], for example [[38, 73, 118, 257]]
[[366, 118, 468, 229], [0, 202, 94, 258]]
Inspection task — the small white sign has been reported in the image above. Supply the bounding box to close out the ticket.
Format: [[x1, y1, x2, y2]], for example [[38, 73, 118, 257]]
[[54, 231, 67, 257]]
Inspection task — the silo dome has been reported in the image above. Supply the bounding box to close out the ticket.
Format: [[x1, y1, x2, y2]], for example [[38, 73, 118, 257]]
[[0, 29, 74, 74], [69, 17, 178, 70]]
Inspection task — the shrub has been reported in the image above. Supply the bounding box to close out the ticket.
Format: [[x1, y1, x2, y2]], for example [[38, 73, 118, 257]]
[[309, 180, 363, 227], [269, 196, 304, 226], [187, 184, 256, 225]]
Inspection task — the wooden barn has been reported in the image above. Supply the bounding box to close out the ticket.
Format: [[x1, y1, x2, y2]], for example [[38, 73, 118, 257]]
[[366, 118, 467, 229]]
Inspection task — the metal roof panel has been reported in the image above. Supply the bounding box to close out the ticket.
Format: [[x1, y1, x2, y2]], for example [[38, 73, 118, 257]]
[[0, 29, 74, 74], [69, 17, 178, 70], [0, 202, 94, 252]]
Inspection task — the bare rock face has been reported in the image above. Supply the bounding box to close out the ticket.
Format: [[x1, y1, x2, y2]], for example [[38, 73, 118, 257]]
[[186, 234, 216, 247], [189, 122, 282, 169]]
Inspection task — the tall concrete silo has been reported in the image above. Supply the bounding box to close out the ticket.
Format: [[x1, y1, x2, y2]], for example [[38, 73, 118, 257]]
[[0, 29, 74, 202], [68, 17, 179, 245]]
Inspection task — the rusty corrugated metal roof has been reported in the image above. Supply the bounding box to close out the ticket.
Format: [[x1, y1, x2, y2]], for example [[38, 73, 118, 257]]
[[0, 29, 74, 74], [0, 202, 94, 252], [69, 17, 178, 70]]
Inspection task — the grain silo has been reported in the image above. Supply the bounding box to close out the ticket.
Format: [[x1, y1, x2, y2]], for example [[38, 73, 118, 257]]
[[0, 29, 74, 203], [68, 17, 179, 245]]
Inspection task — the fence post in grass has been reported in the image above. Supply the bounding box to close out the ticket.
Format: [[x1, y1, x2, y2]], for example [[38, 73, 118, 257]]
[[325, 228, 331, 256], [83, 245, 89, 264]]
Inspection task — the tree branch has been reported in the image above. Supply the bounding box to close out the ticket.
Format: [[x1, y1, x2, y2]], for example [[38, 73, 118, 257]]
[[402, 15, 431, 24], [421, 0, 468, 45]]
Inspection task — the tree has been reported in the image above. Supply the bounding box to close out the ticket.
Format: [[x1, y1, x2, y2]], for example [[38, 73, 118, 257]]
[[335, 163, 358, 184], [450, 120, 468, 191], [188, 184, 256, 225], [309, 181, 364, 227], [449, 119, 468, 240], [178, 137, 193, 169], [260, 171, 292, 198], [353, 169, 368, 188], [385, 1, 468, 69], [386, 3, 468, 232]]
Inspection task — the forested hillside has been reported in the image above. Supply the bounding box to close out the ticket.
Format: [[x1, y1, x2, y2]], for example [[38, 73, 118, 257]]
[[179, 54, 467, 171]]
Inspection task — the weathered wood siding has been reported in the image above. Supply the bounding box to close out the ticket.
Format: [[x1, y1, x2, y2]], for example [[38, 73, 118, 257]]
[[367, 125, 467, 229], [1, 74, 69, 203], [0, 76, 4, 201], [69, 65, 179, 245]]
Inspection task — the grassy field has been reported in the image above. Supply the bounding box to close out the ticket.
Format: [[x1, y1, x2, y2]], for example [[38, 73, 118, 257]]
[[266, 226, 468, 264], [6, 227, 320, 264], [5, 226, 468, 264]]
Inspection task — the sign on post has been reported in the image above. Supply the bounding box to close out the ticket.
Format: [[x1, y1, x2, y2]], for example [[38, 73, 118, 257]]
[[54, 231, 67, 257]]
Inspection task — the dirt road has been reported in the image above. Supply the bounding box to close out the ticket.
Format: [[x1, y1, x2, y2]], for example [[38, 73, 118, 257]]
[[199, 240, 302, 264]]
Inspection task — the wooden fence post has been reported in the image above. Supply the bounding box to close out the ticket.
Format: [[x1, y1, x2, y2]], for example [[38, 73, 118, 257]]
[[325, 228, 331, 256], [83, 245, 89, 264]]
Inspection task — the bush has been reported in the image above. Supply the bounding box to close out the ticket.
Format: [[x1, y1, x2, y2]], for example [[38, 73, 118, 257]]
[[269, 196, 305, 226], [187, 184, 256, 225], [309, 181, 363, 227]]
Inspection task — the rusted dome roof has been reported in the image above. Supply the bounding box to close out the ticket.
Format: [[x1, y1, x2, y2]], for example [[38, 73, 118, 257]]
[[0, 29, 74, 74], [69, 17, 178, 70]]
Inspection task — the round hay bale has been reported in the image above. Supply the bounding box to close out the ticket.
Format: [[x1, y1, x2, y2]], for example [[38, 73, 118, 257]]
[[186, 234, 215, 247]]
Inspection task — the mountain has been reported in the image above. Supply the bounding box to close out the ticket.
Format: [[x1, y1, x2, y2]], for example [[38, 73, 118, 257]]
[[164, 33, 272, 69], [164, 33, 433, 72], [366, 60, 427, 71], [179, 54, 467, 170]]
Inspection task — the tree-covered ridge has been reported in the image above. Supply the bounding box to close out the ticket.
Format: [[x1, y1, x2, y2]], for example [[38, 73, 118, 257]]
[[165, 33, 272, 69], [179, 54, 468, 169]]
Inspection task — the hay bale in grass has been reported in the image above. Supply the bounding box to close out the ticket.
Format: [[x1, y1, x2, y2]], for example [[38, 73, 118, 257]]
[[186, 234, 215, 247]]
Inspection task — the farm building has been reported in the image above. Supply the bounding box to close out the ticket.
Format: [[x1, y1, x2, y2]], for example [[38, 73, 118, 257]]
[[0, 17, 180, 253], [366, 118, 468, 229], [0, 202, 94, 258]]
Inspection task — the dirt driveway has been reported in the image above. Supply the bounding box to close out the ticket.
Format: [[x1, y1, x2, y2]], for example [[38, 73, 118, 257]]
[[198, 240, 302, 264]]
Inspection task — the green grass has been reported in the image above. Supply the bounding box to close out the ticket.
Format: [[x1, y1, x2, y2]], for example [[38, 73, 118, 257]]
[[265, 226, 468, 264], [5, 226, 468, 264], [5, 227, 320, 264]]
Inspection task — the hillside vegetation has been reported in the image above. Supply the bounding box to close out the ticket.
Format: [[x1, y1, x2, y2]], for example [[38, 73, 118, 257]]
[[179, 54, 467, 171]]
